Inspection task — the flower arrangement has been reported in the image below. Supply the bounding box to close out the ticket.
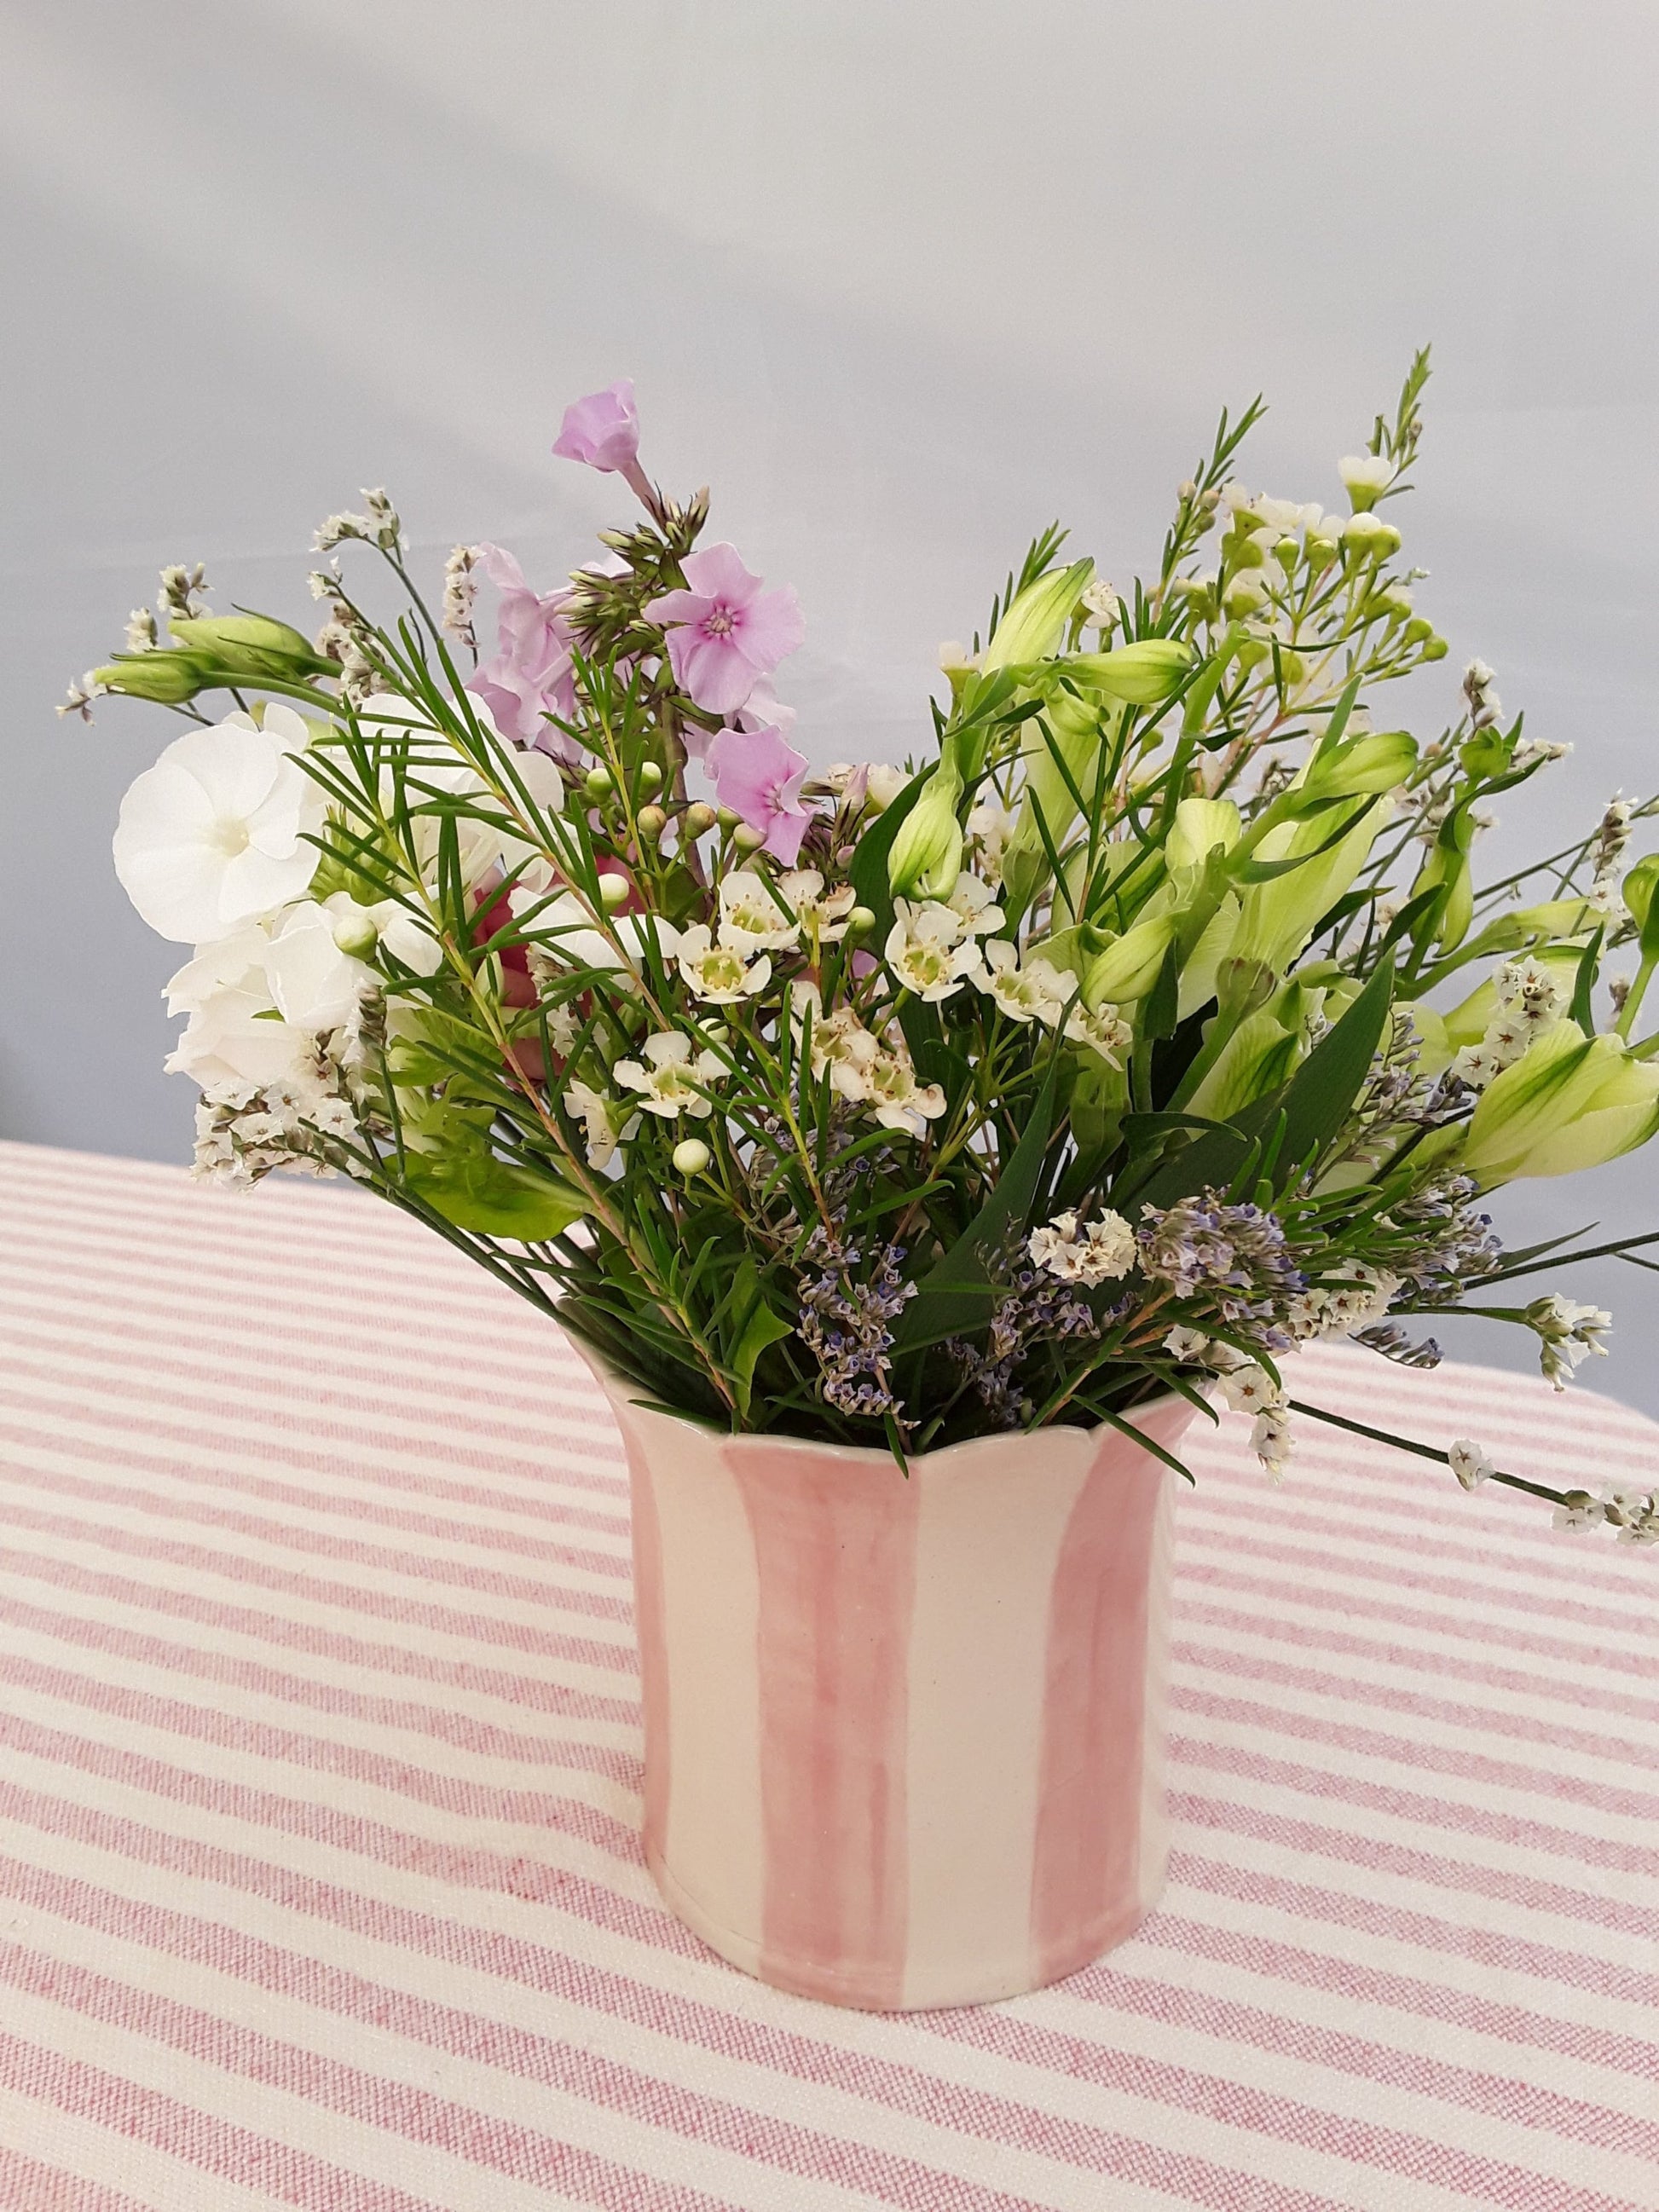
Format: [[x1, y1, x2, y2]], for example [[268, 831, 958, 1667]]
[[72, 355, 1659, 1543]]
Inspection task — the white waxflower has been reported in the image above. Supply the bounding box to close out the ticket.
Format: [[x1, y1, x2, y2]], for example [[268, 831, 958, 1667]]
[[1028, 1210, 1136, 1287], [975, 939, 1073, 1025], [777, 869, 857, 943], [944, 870, 1005, 938], [827, 761, 908, 811], [261, 904, 375, 1031], [113, 707, 326, 943], [563, 1078, 623, 1168], [717, 869, 801, 953], [1448, 1439, 1494, 1491], [884, 899, 980, 1002], [1527, 1295, 1612, 1389], [365, 899, 445, 976], [524, 891, 679, 977], [614, 1032, 723, 1118], [864, 1043, 946, 1136], [1338, 453, 1396, 505], [676, 923, 772, 1003], [1066, 1000, 1132, 1066], [790, 982, 882, 1103], [967, 797, 1018, 887]]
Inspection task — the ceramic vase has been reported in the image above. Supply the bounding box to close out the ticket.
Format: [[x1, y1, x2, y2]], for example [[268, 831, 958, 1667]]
[[587, 1349, 1194, 2011]]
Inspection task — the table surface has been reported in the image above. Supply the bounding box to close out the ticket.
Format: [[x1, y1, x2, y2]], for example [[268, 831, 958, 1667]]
[[0, 1138, 1655, 2212]]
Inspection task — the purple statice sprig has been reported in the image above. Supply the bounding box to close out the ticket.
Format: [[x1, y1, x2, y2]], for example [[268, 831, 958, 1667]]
[[943, 1263, 1106, 1430], [1136, 1191, 1306, 1346], [796, 1223, 916, 1424]]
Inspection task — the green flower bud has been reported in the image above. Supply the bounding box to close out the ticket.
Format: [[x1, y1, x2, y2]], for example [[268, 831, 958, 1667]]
[[1082, 912, 1176, 1008], [1234, 796, 1393, 973], [1184, 1007, 1302, 1122], [1623, 854, 1659, 935], [584, 765, 615, 799], [1342, 512, 1402, 563], [846, 905, 876, 937], [887, 750, 965, 899], [329, 903, 381, 959], [683, 801, 718, 837], [1302, 729, 1418, 800], [980, 558, 1095, 672], [1166, 796, 1242, 876], [598, 873, 631, 910], [636, 803, 668, 842], [168, 613, 332, 677], [733, 823, 768, 852], [672, 1137, 711, 1175], [1068, 638, 1194, 705], [1461, 1021, 1659, 1183], [1402, 615, 1436, 646], [1227, 534, 1268, 571], [1421, 635, 1450, 661], [91, 652, 216, 703], [637, 760, 664, 794], [1223, 575, 1270, 620]]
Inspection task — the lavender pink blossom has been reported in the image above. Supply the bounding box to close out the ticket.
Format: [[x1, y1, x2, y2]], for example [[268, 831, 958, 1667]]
[[645, 542, 805, 718], [552, 380, 641, 474], [706, 722, 812, 865], [465, 544, 579, 759]]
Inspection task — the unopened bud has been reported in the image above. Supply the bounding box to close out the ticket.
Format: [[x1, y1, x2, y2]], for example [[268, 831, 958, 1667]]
[[1342, 512, 1402, 562], [683, 800, 718, 837], [672, 1138, 711, 1175], [598, 873, 631, 910], [847, 905, 876, 937], [330, 904, 380, 958], [733, 822, 767, 852], [637, 760, 664, 794], [584, 764, 614, 799], [636, 803, 668, 842]]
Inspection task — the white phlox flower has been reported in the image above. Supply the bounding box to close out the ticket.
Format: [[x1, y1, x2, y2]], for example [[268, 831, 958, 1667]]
[[967, 797, 1018, 887], [676, 922, 772, 1003], [1027, 1210, 1136, 1286], [884, 899, 980, 1002], [113, 706, 326, 943], [614, 1032, 723, 1118], [975, 939, 1074, 1025], [523, 890, 679, 977], [718, 869, 801, 953], [262, 903, 376, 1031]]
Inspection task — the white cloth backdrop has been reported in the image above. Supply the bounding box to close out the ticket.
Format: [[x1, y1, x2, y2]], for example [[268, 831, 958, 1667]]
[[4, 0, 1659, 1406]]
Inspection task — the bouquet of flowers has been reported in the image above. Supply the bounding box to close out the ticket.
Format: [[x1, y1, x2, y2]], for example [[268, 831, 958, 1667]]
[[72, 355, 1659, 1542]]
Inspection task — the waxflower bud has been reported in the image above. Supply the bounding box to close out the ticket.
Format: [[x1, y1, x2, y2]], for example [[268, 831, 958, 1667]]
[[1342, 512, 1402, 562], [637, 760, 664, 794], [846, 905, 876, 937], [584, 765, 615, 799], [1223, 575, 1270, 619], [598, 873, 631, 910], [636, 803, 668, 842], [683, 801, 718, 837], [672, 1138, 711, 1175], [329, 904, 380, 959], [733, 823, 767, 852]]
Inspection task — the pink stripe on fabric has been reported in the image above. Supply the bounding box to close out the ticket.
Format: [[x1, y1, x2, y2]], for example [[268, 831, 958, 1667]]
[[627, 1453, 672, 1874], [0, 2141, 158, 2212], [1030, 1424, 1171, 1984], [732, 1444, 918, 2009], [0, 1838, 1358, 2212], [0, 2030, 451, 2212], [924, 1999, 1649, 2212], [0, 1493, 636, 1649], [0, 1536, 639, 1693], [0, 1424, 630, 1591]]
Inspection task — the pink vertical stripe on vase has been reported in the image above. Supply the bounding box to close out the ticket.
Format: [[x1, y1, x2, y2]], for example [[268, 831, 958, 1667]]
[[627, 1448, 671, 1874], [733, 1443, 921, 2008], [1030, 1399, 1192, 1986]]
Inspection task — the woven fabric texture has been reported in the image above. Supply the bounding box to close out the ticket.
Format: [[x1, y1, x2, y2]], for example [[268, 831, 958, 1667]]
[[0, 1138, 1654, 2212]]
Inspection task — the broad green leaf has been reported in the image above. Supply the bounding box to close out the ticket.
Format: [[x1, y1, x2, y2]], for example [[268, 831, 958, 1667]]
[[849, 770, 927, 944], [727, 1259, 795, 1423], [405, 1150, 588, 1241]]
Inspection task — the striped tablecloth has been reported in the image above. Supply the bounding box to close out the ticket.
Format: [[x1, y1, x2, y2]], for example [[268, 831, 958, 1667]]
[[0, 1137, 1655, 2212]]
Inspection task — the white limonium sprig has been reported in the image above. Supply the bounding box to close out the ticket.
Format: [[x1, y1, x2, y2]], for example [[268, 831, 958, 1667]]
[[63, 355, 1659, 1542]]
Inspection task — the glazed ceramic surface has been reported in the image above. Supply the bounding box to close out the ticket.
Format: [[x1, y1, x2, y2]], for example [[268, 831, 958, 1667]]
[[582, 1347, 1195, 2011]]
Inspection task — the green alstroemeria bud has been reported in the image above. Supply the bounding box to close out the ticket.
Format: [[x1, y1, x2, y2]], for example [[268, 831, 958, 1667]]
[[1232, 796, 1393, 973], [1081, 912, 1176, 1008], [887, 747, 965, 900], [1301, 729, 1418, 801], [1066, 638, 1194, 705], [1184, 1007, 1303, 1122], [1167, 797, 1243, 878], [980, 559, 1095, 673], [91, 651, 217, 703], [1623, 854, 1659, 937], [1461, 1020, 1659, 1184], [169, 613, 332, 676]]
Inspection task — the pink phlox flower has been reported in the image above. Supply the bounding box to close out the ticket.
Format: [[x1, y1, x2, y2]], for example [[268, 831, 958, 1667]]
[[645, 542, 805, 717], [465, 541, 580, 760], [706, 723, 813, 865], [552, 380, 640, 473]]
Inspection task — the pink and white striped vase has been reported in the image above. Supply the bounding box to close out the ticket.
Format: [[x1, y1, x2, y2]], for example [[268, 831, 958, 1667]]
[[585, 1349, 1196, 2012]]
